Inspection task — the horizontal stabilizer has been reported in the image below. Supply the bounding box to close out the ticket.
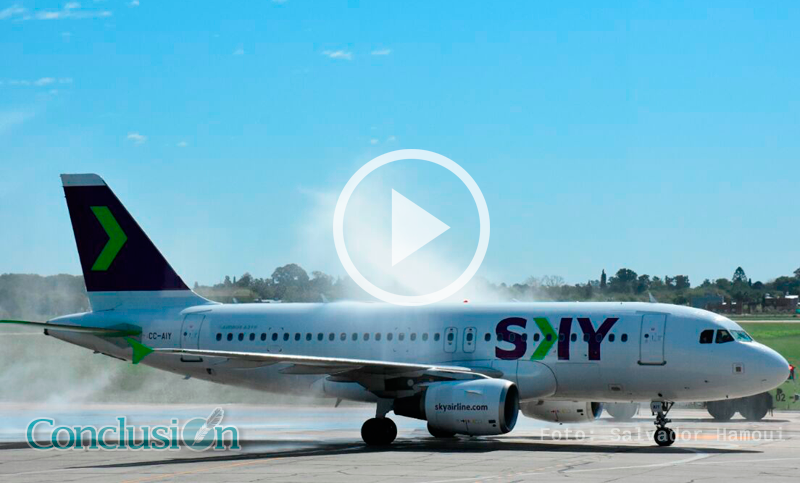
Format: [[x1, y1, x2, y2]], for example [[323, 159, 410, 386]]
[[0, 320, 141, 337]]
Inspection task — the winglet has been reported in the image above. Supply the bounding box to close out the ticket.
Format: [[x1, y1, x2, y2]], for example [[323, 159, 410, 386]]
[[125, 337, 154, 364]]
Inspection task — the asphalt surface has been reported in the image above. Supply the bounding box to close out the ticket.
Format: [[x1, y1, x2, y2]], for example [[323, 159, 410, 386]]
[[1, 404, 798, 482]]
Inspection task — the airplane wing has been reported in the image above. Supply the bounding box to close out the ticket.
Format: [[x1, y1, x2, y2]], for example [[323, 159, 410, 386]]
[[153, 347, 486, 379]]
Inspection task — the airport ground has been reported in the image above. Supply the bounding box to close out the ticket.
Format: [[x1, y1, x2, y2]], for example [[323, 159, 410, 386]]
[[1, 404, 799, 482]]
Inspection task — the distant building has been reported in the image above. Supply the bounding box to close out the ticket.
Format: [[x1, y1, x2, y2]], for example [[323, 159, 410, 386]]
[[692, 294, 724, 310]]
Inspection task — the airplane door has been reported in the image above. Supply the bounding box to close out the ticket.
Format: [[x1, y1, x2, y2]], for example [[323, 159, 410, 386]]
[[444, 327, 458, 353], [463, 327, 476, 353], [180, 314, 204, 362], [639, 314, 667, 365]]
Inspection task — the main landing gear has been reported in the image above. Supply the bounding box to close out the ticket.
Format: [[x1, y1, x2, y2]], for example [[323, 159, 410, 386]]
[[361, 399, 397, 446], [651, 401, 676, 447]]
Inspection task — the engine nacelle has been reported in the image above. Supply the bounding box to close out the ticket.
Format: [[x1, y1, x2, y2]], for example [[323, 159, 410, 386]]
[[520, 400, 603, 423], [395, 379, 519, 436]]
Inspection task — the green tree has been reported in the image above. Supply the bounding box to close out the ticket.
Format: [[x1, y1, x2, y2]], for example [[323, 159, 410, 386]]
[[609, 268, 638, 293], [794, 267, 800, 279], [600, 270, 607, 290], [732, 266, 747, 284], [674, 275, 690, 290]]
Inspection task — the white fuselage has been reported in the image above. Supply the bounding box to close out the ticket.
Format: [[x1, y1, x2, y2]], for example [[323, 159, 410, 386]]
[[49, 300, 789, 405]]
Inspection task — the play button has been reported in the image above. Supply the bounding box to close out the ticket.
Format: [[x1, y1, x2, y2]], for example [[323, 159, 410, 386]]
[[391, 189, 450, 266], [333, 149, 490, 305]]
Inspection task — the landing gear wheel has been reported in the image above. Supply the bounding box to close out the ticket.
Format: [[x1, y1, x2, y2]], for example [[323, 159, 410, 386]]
[[427, 423, 456, 439], [654, 427, 676, 447], [707, 400, 736, 421], [651, 401, 675, 447], [361, 417, 397, 446], [739, 393, 771, 421]]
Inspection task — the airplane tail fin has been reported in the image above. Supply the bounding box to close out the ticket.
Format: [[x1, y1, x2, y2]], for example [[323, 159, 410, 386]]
[[61, 174, 212, 311]]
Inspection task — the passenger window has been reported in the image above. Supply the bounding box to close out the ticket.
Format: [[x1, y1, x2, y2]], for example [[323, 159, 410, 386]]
[[376, 333, 382, 341], [621, 334, 628, 342], [422, 333, 428, 341], [261, 333, 266, 341], [306, 333, 312, 341], [484, 333, 491, 342], [329, 333, 335, 341], [238, 333, 244, 341], [699, 329, 714, 344], [227, 333, 233, 341], [216, 333, 222, 341], [570, 333, 577, 342], [546, 333, 553, 341], [283, 333, 289, 341], [352, 333, 358, 341], [364, 333, 370, 341], [608, 333, 615, 342], [716, 330, 734, 344], [533, 333, 540, 342], [447, 332, 455, 342], [558, 333, 564, 342], [387, 333, 394, 341], [434, 333, 440, 342], [496, 333, 502, 342], [340, 333, 346, 341], [508, 333, 515, 342], [272, 333, 278, 341], [523, 333, 528, 341], [583, 334, 589, 342], [294, 333, 300, 341], [399, 333, 405, 341], [410, 333, 417, 341], [317, 333, 323, 341], [249, 333, 255, 341], [466, 332, 474, 342]]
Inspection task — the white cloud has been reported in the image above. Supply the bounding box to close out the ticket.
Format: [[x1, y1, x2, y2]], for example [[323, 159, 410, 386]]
[[322, 50, 353, 61], [127, 132, 147, 145], [370, 138, 379, 145], [0, 110, 35, 135], [0, 5, 26, 20], [233, 47, 244, 56], [128, 0, 140, 6], [0, 3, 113, 21], [34, 77, 55, 86], [387, 135, 396, 142], [176, 141, 188, 148], [58, 78, 73, 84], [371, 49, 391, 56]]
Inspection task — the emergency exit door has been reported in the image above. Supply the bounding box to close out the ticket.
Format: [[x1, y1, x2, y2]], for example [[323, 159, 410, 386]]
[[639, 314, 667, 365]]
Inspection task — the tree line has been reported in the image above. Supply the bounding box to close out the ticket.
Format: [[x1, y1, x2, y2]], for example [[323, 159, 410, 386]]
[[1, 265, 798, 320]]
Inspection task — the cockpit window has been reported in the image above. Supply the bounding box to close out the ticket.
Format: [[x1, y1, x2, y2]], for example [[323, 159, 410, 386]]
[[732, 330, 753, 342], [699, 329, 714, 344], [715, 329, 734, 344]]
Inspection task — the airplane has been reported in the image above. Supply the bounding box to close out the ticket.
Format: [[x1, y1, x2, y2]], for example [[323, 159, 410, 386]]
[[1, 174, 790, 447]]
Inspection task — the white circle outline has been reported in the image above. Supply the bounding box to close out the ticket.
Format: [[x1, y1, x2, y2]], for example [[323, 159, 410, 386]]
[[333, 149, 490, 306]]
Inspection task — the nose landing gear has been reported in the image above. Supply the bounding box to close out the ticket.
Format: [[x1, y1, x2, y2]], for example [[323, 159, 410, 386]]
[[651, 401, 675, 447]]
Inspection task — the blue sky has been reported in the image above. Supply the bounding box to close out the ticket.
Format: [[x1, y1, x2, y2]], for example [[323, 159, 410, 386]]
[[1, 1, 798, 289]]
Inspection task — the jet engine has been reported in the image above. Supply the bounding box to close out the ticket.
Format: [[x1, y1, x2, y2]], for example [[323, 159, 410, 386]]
[[520, 400, 603, 423], [394, 379, 519, 436]]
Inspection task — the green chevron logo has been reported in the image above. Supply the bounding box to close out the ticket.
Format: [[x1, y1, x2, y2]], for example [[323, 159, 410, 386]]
[[530, 317, 556, 360], [90, 206, 127, 271]]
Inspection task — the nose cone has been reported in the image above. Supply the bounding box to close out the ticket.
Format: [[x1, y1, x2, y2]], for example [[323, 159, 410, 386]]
[[757, 345, 790, 391]]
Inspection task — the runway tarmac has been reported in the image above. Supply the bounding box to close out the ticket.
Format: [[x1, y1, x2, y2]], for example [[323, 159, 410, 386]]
[[1, 404, 798, 482]]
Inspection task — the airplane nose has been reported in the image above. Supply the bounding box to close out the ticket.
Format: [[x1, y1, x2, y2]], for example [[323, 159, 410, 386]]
[[758, 345, 790, 391]]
